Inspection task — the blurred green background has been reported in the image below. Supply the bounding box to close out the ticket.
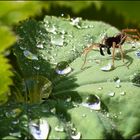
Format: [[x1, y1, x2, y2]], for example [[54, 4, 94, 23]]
[[0, 1, 140, 104]]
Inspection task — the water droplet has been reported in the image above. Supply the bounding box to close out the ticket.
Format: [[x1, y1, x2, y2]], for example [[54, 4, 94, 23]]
[[46, 24, 57, 34], [12, 119, 19, 125], [71, 132, 81, 140], [135, 50, 140, 58], [98, 87, 103, 90], [51, 34, 64, 46], [50, 108, 56, 114], [55, 125, 64, 132], [66, 96, 72, 102], [82, 114, 86, 117], [70, 17, 82, 29], [120, 91, 126, 96], [29, 118, 50, 139], [55, 61, 72, 75], [5, 108, 22, 118], [23, 50, 38, 60], [113, 76, 120, 83], [37, 44, 44, 49], [34, 66, 40, 70], [101, 63, 113, 71], [106, 113, 110, 118], [9, 132, 21, 137], [116, 84, 121, 88], [82, 94, 101, 111], [108, 92, 115, 97], [95, 59, 101, 64]]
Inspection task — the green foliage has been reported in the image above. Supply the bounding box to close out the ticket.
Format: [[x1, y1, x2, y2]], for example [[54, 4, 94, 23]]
[[46, 1, 140, 29], [7, 16, 140, 139], [0, 1, 45, 104]]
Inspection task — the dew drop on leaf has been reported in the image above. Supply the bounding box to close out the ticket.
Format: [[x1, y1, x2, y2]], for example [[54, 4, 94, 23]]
[[55, 125, 64, 132], [70, 17, 82, 29], [37, 43, 44, 49], [135, 50, 140, 58], [82, 94, 101, 111], [108, 92, 115, 97], [51, 34, 64, 46], [12, 119, 19, 125], [9, 132, 21, 138], [71, 132, 81, 140], [120, 91, 126, 96], [45, 24, 57, 34], [55, 61, 72, 75], [50, 107, 56, 114], [23, 50, 38, 60], [98, 87, 103, 90], [34, 66, 40, 70]]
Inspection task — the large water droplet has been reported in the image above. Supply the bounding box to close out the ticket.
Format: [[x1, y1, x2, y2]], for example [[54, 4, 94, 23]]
[[101, 63, 113, 71], [23, 50, 38, 60], [29, 118, 50, 139], [82, 94, 101, 111], [55, 61, 72, 75], [51, 34, 64, 46]]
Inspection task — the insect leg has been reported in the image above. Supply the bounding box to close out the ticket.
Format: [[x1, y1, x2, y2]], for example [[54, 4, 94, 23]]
[[112, 42, 116, 67], [119, 45, 124, 62]]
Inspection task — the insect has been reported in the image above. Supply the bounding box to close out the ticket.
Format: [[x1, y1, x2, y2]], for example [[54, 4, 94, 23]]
[[81, 29, 140, 69]]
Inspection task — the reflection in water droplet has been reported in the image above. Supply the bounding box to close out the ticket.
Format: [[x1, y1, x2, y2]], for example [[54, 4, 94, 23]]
[[29, 118, 50, 139], [108, 92, 115, 97], [37, 44, 44, 49], [55, 125, 64, 132], [23, 50, 38, 60], [120, 91, 126, 96], [71, 132, 81, 140], [82, 94, 101, 111], [55, 61, 72, 75], [51, 35, 64, 46]]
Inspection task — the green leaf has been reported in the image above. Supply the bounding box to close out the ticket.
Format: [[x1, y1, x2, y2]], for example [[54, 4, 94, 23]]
[[0, 55, 13, 104], [13, 16, 140, 139], [0, 26, 16, 53], [0, 1, 42, 25]]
